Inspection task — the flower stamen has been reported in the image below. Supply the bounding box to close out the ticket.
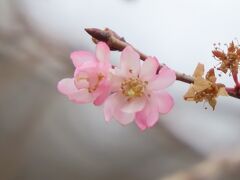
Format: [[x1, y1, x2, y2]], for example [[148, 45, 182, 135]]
[[121, 78, 146, 99]]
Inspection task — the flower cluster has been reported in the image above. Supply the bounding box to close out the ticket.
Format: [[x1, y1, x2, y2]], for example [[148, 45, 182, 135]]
[[212, 41, 240, 74], [58, 42, 176, 130]]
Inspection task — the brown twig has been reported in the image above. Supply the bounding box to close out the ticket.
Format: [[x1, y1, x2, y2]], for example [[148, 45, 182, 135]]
[[85, 27, 240, 99]]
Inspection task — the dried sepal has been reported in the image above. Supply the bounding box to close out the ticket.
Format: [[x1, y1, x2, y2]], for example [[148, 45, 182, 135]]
[[218, 86, 228, 96], [193, 77, 211, 92], [206, 68, 216, 83], [209, 98, 217, 110], [184, 84, 195, 101], [184, 63, 228, 110], [193, 63, 204, 78]]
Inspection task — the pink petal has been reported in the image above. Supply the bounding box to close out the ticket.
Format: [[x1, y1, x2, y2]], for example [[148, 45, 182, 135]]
[[93, 83, 111, 106], [120, 46, 140, 76], [96, 42, 110, 63], [104, 93, 134, 124], [58, 78, 78, 95], [69, 89, 93, 104], [135, 102, 159, 130], [74, 79, 89, 89], [70, 51, 96, 67], [121, 97, 146, 113], [114, 109, 135, 125], [110, 71, 124, 91], [152, 92, 174, 114], [58, 79, 93, 104], [148, 66, 176, 90], [74, 61, 97, 76], [134, 116, 148, 130], [140, 57, 159, 81], [97, 62, 112, 76], [74, 70, 89, 89], [104, 93, 121, 122]]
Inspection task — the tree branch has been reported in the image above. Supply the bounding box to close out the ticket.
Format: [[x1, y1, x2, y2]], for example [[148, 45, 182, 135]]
[[85, 27, 239, 99]]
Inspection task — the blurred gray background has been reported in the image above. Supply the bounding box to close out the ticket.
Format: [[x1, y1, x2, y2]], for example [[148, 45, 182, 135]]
[[1, 0, 240, 179]]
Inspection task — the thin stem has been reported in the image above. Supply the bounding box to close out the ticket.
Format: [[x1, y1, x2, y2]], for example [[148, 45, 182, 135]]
[[226, 87, 236, 94], [85, 27, 240, 99], [232, 72, 240, 87]]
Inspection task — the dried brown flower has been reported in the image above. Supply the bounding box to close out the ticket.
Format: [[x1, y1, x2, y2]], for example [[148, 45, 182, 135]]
[[212, 41, 240, 74], [184, 63, 228, 110]]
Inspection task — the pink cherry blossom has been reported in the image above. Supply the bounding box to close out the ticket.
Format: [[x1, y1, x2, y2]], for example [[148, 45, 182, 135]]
[[104, 46, 176, 130], [58, 42, 111, 105]]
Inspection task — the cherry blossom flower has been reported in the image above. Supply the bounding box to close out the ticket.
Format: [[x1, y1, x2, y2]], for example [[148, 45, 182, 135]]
[[104, 46, 176, 130], [58, 42, 111, 105]]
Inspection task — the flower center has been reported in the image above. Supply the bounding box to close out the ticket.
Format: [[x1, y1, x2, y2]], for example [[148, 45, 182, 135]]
[[121, 78, 147, 99]]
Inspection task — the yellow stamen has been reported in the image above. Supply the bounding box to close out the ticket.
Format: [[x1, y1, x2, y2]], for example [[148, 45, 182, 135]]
[[121, 78, 146, 99]]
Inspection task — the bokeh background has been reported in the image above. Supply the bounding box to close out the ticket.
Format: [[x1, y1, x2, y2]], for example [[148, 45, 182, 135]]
[[1, 0, 240, 179]]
